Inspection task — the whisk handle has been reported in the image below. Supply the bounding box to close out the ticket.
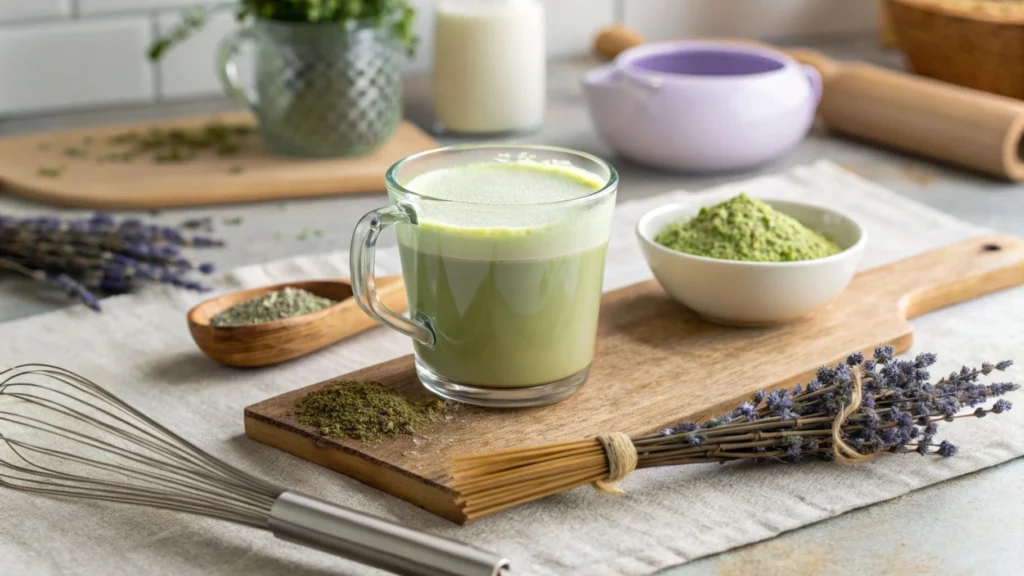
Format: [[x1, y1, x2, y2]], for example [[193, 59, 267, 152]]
[[268, 491, 509, 576]]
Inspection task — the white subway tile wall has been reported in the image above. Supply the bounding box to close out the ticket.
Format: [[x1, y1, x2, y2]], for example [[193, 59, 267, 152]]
[[0, 0, 71, 23], [0, 17, 153, 115], [0, 0, 877, 117], [156, 10, 251, 99], [79, 0, 213, 15], [545, 0, 616, 59], [622, 0, 879, 42]]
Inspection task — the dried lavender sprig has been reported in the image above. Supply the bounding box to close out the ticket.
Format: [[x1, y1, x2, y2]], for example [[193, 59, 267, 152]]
[[0, 213, 221, 310], [0, 224, 221, 251], [0, 213, 224, 248], [0, 257, 100, 310], [634, 350, 1017, 465]]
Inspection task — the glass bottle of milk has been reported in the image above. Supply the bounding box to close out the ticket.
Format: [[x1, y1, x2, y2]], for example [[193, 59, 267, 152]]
[[433, 0, 546, 135]]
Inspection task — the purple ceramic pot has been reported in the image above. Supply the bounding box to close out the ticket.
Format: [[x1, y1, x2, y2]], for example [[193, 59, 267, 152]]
[[582, 41, 821, 173]]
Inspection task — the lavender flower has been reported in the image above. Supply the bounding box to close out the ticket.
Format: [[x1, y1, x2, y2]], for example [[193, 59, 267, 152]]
[[785, 436, 804, 462], [751, 389, 765, 406], [673, 422, 699, 434], [816, 366, 837, 385], [992, 399, 1012, 414], [0, 212, 222, 311], [897, 411, 914, 428], [766, 389, 794, 420], [731, 401, 759, 421], [936, 441, 958, 458], [874, 346, 895, 363]]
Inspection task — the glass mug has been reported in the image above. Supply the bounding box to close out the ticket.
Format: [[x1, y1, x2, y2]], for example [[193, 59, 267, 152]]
[[351, 145, 618, 407]]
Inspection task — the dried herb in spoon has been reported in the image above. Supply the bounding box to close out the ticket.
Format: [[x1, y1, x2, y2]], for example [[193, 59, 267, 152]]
[[210, 287, 336, 327]]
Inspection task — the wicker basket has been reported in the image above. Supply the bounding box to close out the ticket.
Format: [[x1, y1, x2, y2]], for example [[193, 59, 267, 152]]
[[887, 0, 1024, 99]]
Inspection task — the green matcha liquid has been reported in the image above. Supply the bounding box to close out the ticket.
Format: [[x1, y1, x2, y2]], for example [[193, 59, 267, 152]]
[[398, 162, 610, 389]]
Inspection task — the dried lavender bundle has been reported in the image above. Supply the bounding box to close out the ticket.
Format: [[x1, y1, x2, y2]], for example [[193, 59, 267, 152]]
[[0, 213, 222, 311], [451, 347, 1019, 520]]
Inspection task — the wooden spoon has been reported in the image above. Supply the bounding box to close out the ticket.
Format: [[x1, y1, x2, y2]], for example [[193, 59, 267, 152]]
[[187, 276, 407, 368]]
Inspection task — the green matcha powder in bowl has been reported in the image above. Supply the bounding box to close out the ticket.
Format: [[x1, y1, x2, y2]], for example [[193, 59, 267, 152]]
[[636, 194, 866, 326], [654, 194, 842, 263]]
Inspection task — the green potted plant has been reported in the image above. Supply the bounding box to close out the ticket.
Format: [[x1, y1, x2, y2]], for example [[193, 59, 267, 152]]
[[151, 1, 417, 158]]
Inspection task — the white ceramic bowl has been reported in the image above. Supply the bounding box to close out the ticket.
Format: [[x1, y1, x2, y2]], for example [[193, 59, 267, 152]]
[[636, 200, 866, 326]]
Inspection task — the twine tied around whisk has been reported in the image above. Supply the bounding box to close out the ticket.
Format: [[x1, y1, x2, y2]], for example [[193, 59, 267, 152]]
[[594, 432, 638, 495]]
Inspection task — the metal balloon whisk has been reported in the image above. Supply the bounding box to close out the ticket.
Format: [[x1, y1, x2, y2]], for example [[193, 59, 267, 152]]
[[0, 364, 508, 576]]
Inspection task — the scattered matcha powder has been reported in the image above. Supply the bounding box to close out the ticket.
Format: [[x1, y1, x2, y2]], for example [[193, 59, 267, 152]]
[[655, 194, 841, 262], [223, 216, 243, 225], [64, 146, 88, 158], [210, 286, 337, 327], [296, 381, 448, 440], [108, 122, 253, 164], [37, 165, 66, 179]]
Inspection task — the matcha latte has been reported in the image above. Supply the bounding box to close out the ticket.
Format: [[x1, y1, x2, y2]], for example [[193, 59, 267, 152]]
[[351, 145, 617, 407], [398, 161, 612, 390]]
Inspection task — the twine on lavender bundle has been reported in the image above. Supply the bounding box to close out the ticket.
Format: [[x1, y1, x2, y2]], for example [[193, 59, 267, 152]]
[[450, 347, 1019, 520], [0, 212, 223, 311]]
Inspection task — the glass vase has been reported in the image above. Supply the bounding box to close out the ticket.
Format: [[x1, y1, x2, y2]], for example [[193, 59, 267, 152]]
[[218, 19, 404, 158]]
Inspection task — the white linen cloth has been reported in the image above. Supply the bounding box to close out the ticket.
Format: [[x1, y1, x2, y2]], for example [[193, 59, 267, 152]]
[[0, 160, 1020, 576]]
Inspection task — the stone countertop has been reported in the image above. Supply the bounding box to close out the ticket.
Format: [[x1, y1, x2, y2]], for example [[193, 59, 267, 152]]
[[1, 34, 1021, 575]]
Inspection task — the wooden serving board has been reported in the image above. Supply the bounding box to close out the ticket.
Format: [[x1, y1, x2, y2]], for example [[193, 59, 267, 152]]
[[0, 111, 437, 209], [245, 235, 1024, 524]]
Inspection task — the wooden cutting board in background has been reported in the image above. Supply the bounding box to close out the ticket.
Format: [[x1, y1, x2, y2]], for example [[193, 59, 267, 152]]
[[244, 235, 1024, 524], [0, 111, 437, 209]]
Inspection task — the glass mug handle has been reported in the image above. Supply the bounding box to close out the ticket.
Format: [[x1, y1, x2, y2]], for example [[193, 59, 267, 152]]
[[216, 28, 258, 110], [351, 205, 435, 346]]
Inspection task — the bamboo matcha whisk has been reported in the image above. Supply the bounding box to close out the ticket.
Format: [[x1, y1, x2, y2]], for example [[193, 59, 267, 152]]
[[451, 351, 1018, 521], [0, 364, 509, 576]]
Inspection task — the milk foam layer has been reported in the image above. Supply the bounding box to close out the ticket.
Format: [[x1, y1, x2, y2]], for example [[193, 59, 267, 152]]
[[405, 162, 602, 205], [396, 161, 615, 261]]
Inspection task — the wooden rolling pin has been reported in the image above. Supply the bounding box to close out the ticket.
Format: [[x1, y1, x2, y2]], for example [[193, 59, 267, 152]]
[[592, 26, 1024, 181]]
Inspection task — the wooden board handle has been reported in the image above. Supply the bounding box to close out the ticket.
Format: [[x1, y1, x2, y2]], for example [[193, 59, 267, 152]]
[[864, 235, 1024, 320]]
